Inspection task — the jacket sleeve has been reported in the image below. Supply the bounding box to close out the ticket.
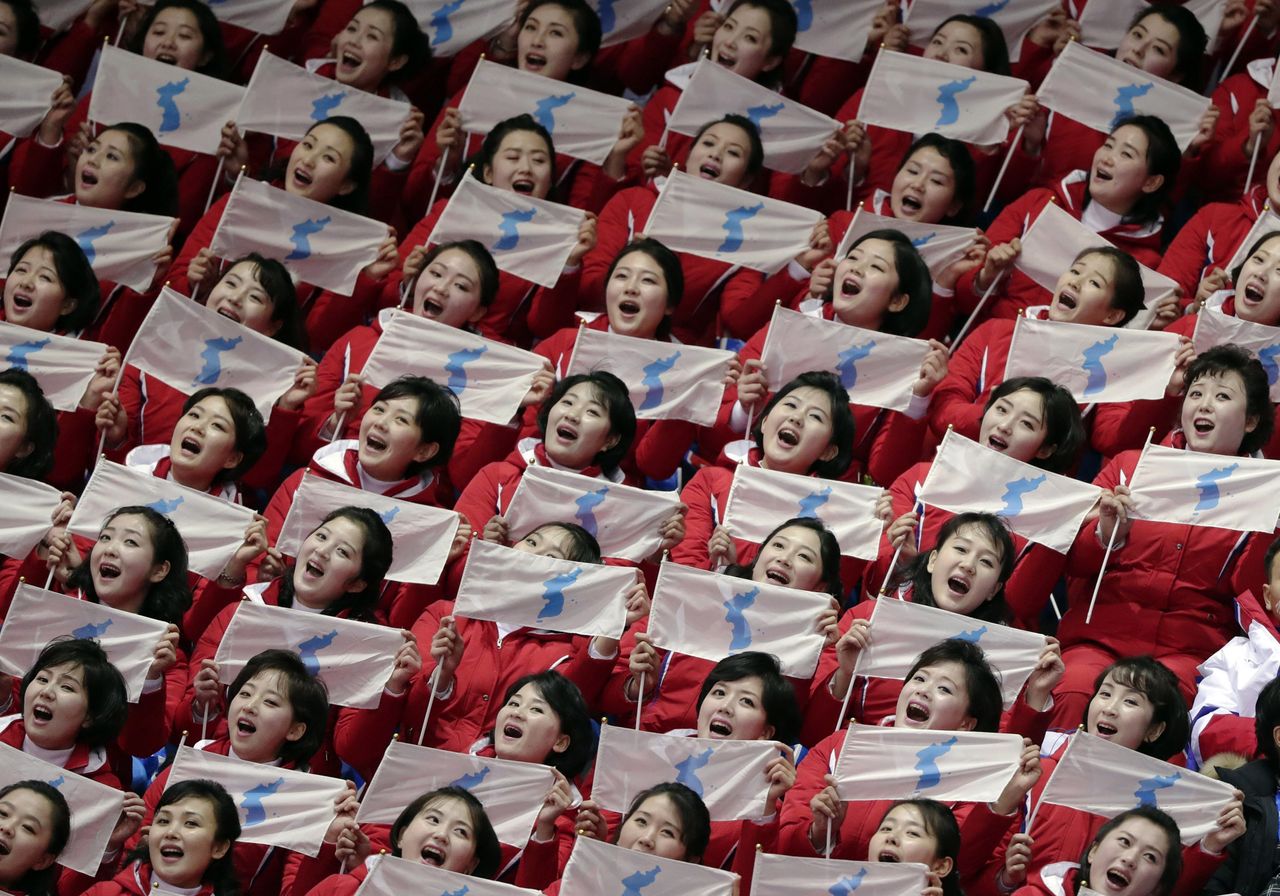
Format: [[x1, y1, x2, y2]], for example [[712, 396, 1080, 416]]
[[928, 320, 999, 440]]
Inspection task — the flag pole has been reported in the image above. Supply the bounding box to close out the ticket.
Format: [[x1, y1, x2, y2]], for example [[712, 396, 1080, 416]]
[[1244, 137, 1262, 199], [424, 147, 450, 219], [1221, 16, 1258, 86], [418, 668, 440, 745], [983, 124, 1023, 213], [950, 269, 1007, 352], [1084, 427, 1153, 624], [633, 670, 645, 731], [833, 682, 854, 736]]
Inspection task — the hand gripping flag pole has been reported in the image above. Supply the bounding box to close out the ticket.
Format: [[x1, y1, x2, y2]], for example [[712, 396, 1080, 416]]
[[1085, 427, 1154, 624]]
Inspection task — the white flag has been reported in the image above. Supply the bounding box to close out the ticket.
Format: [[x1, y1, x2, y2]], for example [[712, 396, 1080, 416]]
[[591, 0, 670, 47], [0, 56, 63, 138], [358, 740, 553, 848], [68, 460, 256, 579], [723, 463, 882, 560], [560, 836, 737, 896], [503, 465, 682, 563], [834, 723, 1024, 801], [752, 851, 929, 896], [1128, 444, 1280, 533], [402, 0, 510, 57], [361, 309, 544, 425], [356, 854, 540, 896], [237, 52, 409, 164], [1037, 731, 1235, 845], [454, 539, 633, 640], [759, 304, 929, 412], [0, 322, 107, 412], [853, 597, 1048, 709], [33, 0, 91, 31], [566, 328, 733, 426], [0, 742, 123, 876], [0, 584, 168, 702], [645, 169, 823, 275], [0, 470, 62, 557], [665, 60, 840, 175], [457, 59, 633, 165], [919, 430, 1102, 553], [1193, 309, 1280, 402], [167, 745, 347, 856], [1226, 209, 1280, 270], [592, 726, 776, 821], [0, 193, 175, 293], [836, 208, 979, 280], [125, 288, 307, 421], [89, 47, 245, 156], [213, 600, 403, 709], [906, 0, 1058, 63], [1079, 0, 1222, 52], [209, 176, 385, 295], [204, 0, 291, 35], [648, 560, 830, 678], [790, 0, 882, 63], [276, 474, 459, 585], [1037, 41, 1211, 151], [859, 50, 1029, 144]]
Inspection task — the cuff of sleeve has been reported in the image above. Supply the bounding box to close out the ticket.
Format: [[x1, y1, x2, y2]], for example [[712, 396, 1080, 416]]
[[902, 391, 931, 421], [730, 401, 749, 434], [383, 152, 411, 172], [588, 637, 619, 661], [934, 284, 955, 298], [786, 258, 811, 281], [142, 675, 164, 695]]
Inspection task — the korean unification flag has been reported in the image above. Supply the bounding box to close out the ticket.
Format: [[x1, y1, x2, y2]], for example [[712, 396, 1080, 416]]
[[89, 47, 245, 156], [203, 0, 291, 35], [426, 175, 585, 288], [646, 169, 824, 275], [905, 0, 1057, 63], [0, 470, 62, 558], [1127, 444, 1280, 533], [648, 560, 831, 678], [0, 56, 63, 138], [503, 465, 682, 563], [167, 745, 348, 856], [0, 742, 123, 876], [0, 193, 175, 293], [0, 322, 107, 413], [30, 0, 90, 31], [665, 60, 840, 175], [591, 0, 671, 47], [1193, 309, 1280, 402], [401, 0, 511, 57], [790, 0, 883, 64], [853, 596, 1048, 709], [361, 309, 545, 425], [836, 208, 979, 280], [457, 59, 633, 165], [1037, 42, 1211, 151], [276, 473, 459, 585], [1079, 0, 1223, 52], [759, 304, 929, 412], [237, 52, 409, 164], [125, 288, 308, 422], [356, 854, 540, 896], [566, 327, 734, 426], [592, 726, 777, 821], [68, 460, 256, 579], [209, 176, 385, 295], [560, 836, 737, 896], [1036, 731, 1235, 845], [1226, 209, 1280, 270], [919, 430, 1102, 554], [752, 851, 929, 896], [358, 740, 554, 848], [859, 50, 1029, 145], [723, 464, 883, 561], [0, 584, 168, 702], [834, 723, 1024, 801], [453, 539, 633, 640]]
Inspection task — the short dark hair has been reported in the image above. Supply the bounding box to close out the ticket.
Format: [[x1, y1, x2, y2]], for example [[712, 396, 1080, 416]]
[[1070, 247, 1145, 325], [218, 253, 306, 351], [392, 787, 501, 878], [99, 123, 180, 217], [618, 782, 711, 862], [696, 652, 801, 745], [905, 512, 1014, 624], [518, 0, 602, 76], [303, 116, 374, 214], [521, 522, 601, 564], [1, 0, 41, 59], [983, 377, 1085, 473], [128, 0, 228, 78], [1128, 4, 1207, 84], [474, 114, 557, 194], [179, 388, 266, 484], [144, 780, 240, 895], [370, 376, 462, 473], [724, 0, 798, 85], [8, 232, 100, 334], [1080, 806, 1182, 896], [1254, 674, 1280, 768], [881, 800, 962, 896], [359, 1, 429, 82], [0, 368, 56, 480], [905, 640, 1003, 732], [838, 229, 933, 337], [1097, 115, 1179, 229], [897, 134, 977, 225], [277, 506, 393, 623], [689, 114, 765, 180], [1231, 231, 1280, 305], [606, 238, 684, 310], [726, 516, 843, 600], [751, 372, 855, 479], [493, 671, 593, 777], [226, 650, 330, 766], [1086, 656, 1189, 759], [22, 639, 128, 749], [0, 780, 70, 895], [536, 372, 636, 472], [1183, 344, 1274, 454], [933, 14, 1010, 75], [67, 506, 192, 626], [408, 240, 501, 309]]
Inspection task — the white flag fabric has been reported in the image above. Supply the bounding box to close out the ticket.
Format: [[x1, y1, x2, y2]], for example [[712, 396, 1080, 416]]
[[836, 208, 979, 279], [89, 47, 245, 156], [358, 740, 553, 847], [1037, 41, 1211, 151], [276, 473, 459, 585], [759, 304, 929, 412], [204, 0, 291, 35], [0, 193, 175, 293], [1003, 317, 1179, 403], [237, 52, 408, 164], [0, 56, 63, 138], [0, 584, 168, 702], [125, 288, 308, 421], [1226, 209, 1280, 270], [401, 0, 510, 57], [648, 560, 830, 678], [1079, 0, 1222, 52], [665, 60, 840, 175], [0, 742, 122, 876], [834, 723, 1024, 801], [919, 430, 1102, 553], [646, 169, 822, 275], [790, 0, 882, 63], [454, 539, 633, 640], [560, 836, 737, 896], [33, 0, 91, 31], [1037, 731, 1235, 845], [591, 0, 670, 47], [752, 851, 929, 896], [68, 460, 256, 579], [503, 465, 682, 563], [1193, 309, 1280, 402], [0, 322, 107, 412], [853, 596, 1048, 709], [0, 470, 62, 558], [566, 327, 733, 426], [906, 0, 1058, 62], [361, 309, 545, 425], [1128, 444, 1280, 534], [167, 745, 347, 856], [209, 176, 385, 294], [723, 463, 883, 560], [859, 50, 1029, 144], [457, 59, 633, 165], [592, 726, 776, 821], [355, 854, 540, 896], [213, 600, 403, 709]]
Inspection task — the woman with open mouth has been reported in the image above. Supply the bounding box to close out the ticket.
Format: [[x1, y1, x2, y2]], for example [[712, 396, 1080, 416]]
[[0, 780, 71, 896]]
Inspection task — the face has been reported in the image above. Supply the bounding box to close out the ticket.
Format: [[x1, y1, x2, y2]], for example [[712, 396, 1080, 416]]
[[895, 660, 976, 731], [483, 130, 553, 199], [514, 525, 579, 560], [1116, 14, 1181, 81], [518, 3, 587, 81], [759, 385, 838, 474], [923, 21, 986, 69], [979, 388, 1053, 464], [1233, 235, 1280, 325], [397, 797, 480, 873], [616, 795, 689, 860], [334, 7, 404, 90], [1263, 554, 1280, 623], [1048, 253, 1126, 326], [710, 5, 779, 80], [1266, 149, 1280, 209], [206, 262, 281, 335], [696, 675, 774, 740], [926, 524, 1005, 614], [1181, 370, 1257, 455], [493, 683, 569, 763], [1086, 817, 1171, 896], [292, 516, 369, 608], [1086, 671, 1165, 751], [890, 146, 962, 223], [832, 238, 909, 330], [0, 4, 20, 57], [75, 129, 145, 210], [168, 396, 243, 489], [543, 382, 620, 468], [0, 383, 32, 472], [685, 122, 754, 187], [605, 251, 670, 338], [149, 796, 230, 890], [869, 805, 951, 875], [753, 525, 825, 591], [1090, 125, 1160, 214], [0, 790, 57, 883], [358, 395, 437, 480], [227, 670, 305, 763], [91, 513, 169, 612], [142, 6, 208, 70], [23, 662, 89, 751], [4, 246, 73, 332], [286, 123, 357, 203], [411, 248, 485, 328]]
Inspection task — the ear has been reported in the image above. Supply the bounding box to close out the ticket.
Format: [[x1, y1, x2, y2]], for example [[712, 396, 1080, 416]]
[[762, 722, 776, 741], [946, 197, 964, 219], [285, 720, 307, 744], [221, 450, 245, 472], [931, 856, 954, 879], [1272, 723, 1280, 753], [760, 53, 783, 73], [346, 576, 369, 594], [147, 560, 171, 584], [1139, 173, 1165, 196], [887, 291, 911, 314], [1034, 441, 1057, 461], [123, 178, 147, 201], [59, 295, 78, 319], [602, 433, 621, 455], [210, 839, 231, 861], [1245, 414, 1260, 436], [482, 163, 494, 185], [551, 732, 571, 755], [467, 303, 487, 325], [958, 714, 978, 732], [32, 852, 57, 872], [571, 49, 591, 73], [818, 442, 838, 463], [337, 178, 357, 197], [264, 317, 284, 338], [1264, 582, 1274, 611], [1143, 720, 1166, 745], [412, 441, 440, 465], [14, 439, 33, 460], [1101, 306, 1126, 326], [387, 53, 408, 74]]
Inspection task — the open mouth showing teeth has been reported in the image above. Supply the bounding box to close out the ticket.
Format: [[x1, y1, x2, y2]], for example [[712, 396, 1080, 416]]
[[98, 562, 121, 580], [1244, 283, 1265, 303], [1057, 292, 1077, 310], [905, 702, 929, 723], [947, 576, 970, 595], [511, 179, 536, 194], [765, 569, 789, 585], [840, 278, 861, 297], [340, 52, 360, 66], [716, 53, 735, 66], [878, 851, 898, 862], [420, 846, 445, 866], [1095, 721, 1118, 736], [366, 434, 388, 452], [618, 300, 640, 315], [503, 724, 522, 738], [556, 425, 576, 440], [525, 53, 546, 67], [776, 428, 799, 447], [709, 720, 732, 736], [31, 706, 52, 722], [180, 437, 200, 454], [155, 53, 178, 64], [293, 169, 314, 187], [1193, 419, 1214, 433], [215, 308, 241, 322], [160, 846, 184, 860], [987, 435, 1008, 451], [305, 561, 323, 577], [699, 164, 720, 178], [81, 171, 99, 186], [1106, 869, 1129, 887], [1094, 170, 1113, 182], [11, 294, 32, 309], [237, 719, 257, 735], [900, 196, 923, 212]]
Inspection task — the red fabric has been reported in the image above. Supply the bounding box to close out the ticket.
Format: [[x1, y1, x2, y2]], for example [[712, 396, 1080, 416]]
[[0, 716, 122, 790], [1156, 187, 1267, 303], [1204, 72, 1280, 205], [79, 864, 216, 896]]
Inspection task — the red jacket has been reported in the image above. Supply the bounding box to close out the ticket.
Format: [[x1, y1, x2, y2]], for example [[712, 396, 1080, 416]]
[[0, 714, 121, 791], [1157, 186, 1268, 303], [79, 863, 217, 896], [1204, 61, 1280, 206]]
